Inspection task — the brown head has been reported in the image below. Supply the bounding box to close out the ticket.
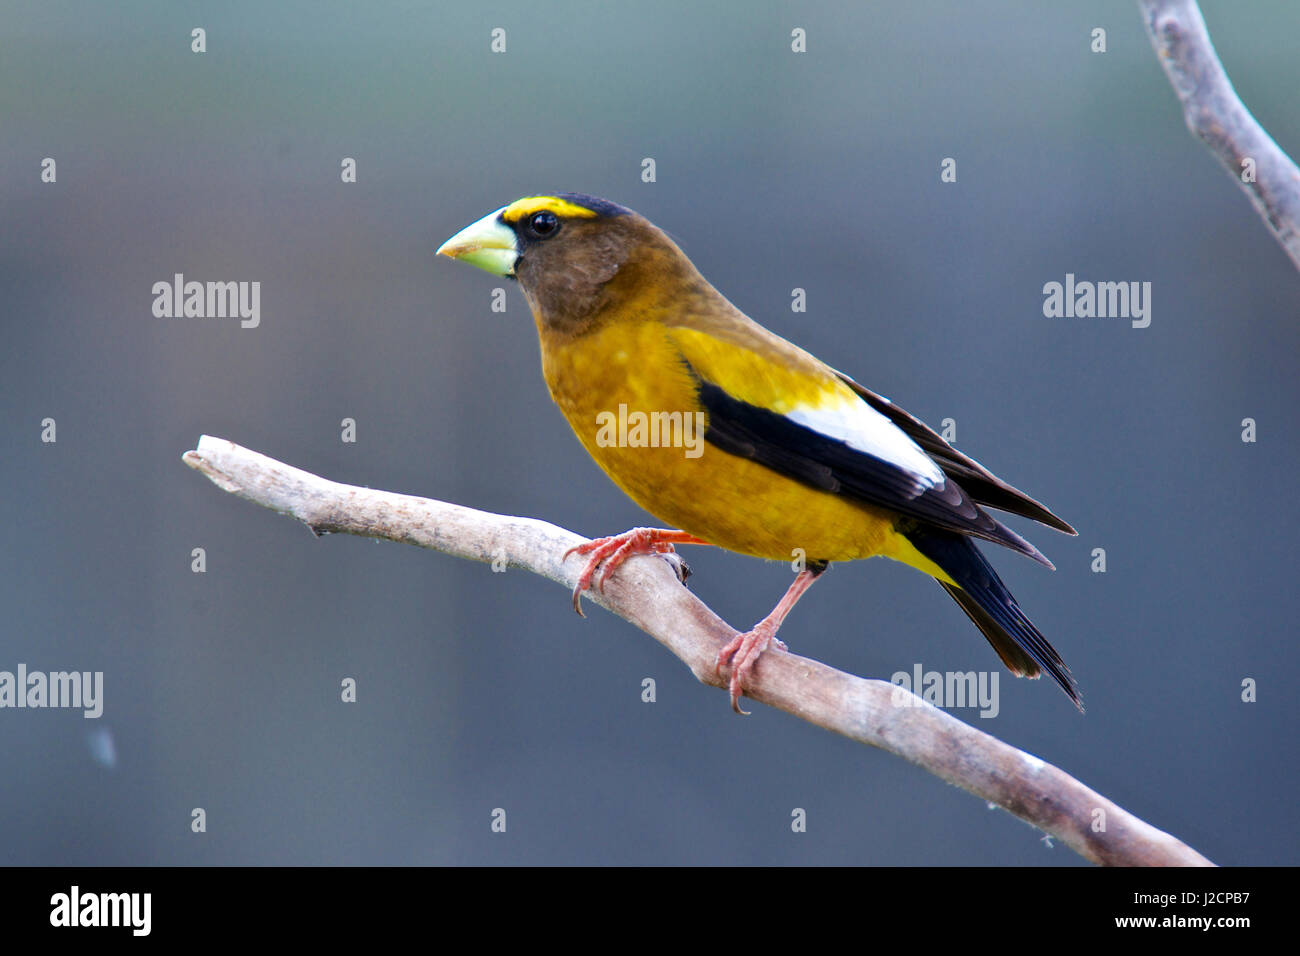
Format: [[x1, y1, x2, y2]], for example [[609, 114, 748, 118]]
[[437, 193, 708, 337]]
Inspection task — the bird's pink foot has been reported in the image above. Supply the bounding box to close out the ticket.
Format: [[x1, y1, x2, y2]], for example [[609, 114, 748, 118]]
[[713, 564, 825, 714], [716, 624, 787, 715], [564, 528, 707, 615]]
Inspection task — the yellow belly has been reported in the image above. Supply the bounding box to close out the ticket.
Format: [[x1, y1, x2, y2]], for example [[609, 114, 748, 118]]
[[539, 319, 905, 564]]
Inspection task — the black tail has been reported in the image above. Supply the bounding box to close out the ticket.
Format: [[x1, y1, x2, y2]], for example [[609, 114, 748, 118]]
[[903, 523, 1083, 711]]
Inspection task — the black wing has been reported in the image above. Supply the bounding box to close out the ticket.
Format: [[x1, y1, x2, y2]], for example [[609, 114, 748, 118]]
[[693, 372, 1058, 568], [835, 373, 1076, 535]]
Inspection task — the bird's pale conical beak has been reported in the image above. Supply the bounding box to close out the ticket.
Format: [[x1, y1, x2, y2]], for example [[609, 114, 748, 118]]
[[437, 207, 518, 276]]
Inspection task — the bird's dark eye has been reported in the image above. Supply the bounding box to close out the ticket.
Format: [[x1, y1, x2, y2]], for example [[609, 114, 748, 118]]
[[528, 211, 560, 238]]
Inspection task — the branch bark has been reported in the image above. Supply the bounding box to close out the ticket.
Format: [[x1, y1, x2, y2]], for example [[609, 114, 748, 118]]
[[1140, 0, 1300, 270], [183, 435, 1213, 867]]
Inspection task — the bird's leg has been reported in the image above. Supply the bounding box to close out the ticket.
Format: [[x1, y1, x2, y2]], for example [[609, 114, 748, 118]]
[[564, 528, 709, 616], [716, 563, 828, 714]]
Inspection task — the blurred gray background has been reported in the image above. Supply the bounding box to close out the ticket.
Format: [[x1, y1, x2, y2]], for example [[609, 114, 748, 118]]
[[2, 0, 1296, 865]]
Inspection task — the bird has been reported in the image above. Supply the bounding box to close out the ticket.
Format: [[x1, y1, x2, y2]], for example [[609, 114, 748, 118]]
[[437, 193, 1081, 714]]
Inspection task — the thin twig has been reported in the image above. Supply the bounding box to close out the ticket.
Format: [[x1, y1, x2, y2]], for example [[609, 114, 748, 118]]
[[1140, 0, 1300, 270], [183, 435, 1213, 867]]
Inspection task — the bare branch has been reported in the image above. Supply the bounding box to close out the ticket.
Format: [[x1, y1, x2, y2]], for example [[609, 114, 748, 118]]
[[183, 435, 1213, 867], [1140, 0, 1300, 270]]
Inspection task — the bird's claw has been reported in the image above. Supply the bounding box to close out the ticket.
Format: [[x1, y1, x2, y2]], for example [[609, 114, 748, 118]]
[[564, 528, 705, 617], [661, 551, 692, 585], [715, 624, 785, 715]]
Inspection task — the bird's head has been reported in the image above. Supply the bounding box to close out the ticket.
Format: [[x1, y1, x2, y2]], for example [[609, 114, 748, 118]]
[[438, 193, 705, 333]]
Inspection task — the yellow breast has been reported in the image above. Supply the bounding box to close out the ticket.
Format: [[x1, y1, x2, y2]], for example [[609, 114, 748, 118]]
[[538, 318, 902, 563]]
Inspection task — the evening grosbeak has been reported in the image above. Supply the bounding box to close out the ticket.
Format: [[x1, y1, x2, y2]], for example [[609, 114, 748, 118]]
[[438, 194, 1081, 713]]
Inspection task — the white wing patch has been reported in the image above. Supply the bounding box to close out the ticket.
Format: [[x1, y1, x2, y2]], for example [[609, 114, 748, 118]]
[[786, 392, 945, 495]]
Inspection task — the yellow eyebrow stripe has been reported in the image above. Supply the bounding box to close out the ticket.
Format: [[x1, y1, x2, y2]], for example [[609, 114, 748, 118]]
[[501, 196, 600, 222]]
